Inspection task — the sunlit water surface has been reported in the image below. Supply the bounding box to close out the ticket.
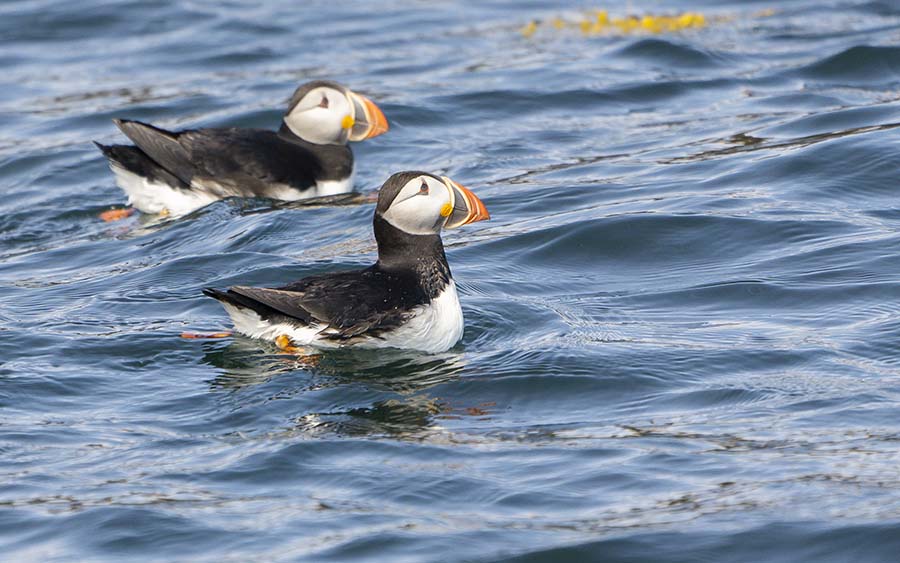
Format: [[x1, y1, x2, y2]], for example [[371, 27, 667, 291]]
[[3, 0, 900, 561]]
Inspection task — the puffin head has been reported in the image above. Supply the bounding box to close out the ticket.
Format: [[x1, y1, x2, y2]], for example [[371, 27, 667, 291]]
[[282, 80, 389, 145], [376, 171, 490, 236]]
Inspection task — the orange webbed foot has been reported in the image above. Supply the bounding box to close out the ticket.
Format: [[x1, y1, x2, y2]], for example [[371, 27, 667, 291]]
[[275, 334, 303, 353], [275, 335, 321, 365], [181, 331, 233, 339], [99, 207, 136, 222]]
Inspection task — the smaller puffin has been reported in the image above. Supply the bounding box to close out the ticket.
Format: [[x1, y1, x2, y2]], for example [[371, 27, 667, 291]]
[[95, 80, 388, 217], [203, 171, 490, 354]]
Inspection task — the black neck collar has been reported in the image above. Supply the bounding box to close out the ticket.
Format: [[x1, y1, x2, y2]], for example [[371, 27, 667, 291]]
[[373, 215, 451, 295], [276, 123, 353, 181], [277, 122, 311, 144], [374, 214, 446, 267]]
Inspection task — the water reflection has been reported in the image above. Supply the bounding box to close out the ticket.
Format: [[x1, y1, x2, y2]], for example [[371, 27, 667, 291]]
[[202, 338, 468, 437], [294, 396, 446, 438]]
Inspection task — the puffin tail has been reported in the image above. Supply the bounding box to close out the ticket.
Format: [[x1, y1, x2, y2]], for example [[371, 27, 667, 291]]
[[94, 140, 190, 190], [203, 287, 242, 306]]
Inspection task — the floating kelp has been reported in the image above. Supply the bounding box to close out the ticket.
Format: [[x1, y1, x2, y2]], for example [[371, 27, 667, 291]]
[[521, 9, 709, 37]]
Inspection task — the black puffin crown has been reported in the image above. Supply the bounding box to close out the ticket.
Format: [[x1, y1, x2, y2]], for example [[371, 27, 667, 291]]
[[284, 80, 347, 116], [375, 170, 440, 216]]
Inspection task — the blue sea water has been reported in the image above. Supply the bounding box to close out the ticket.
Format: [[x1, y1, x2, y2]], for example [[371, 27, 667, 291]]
[[3, 0, 900, 561]]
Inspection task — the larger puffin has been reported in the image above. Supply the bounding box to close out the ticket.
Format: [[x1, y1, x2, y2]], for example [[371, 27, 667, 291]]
[[203, 171, 490, 353], [95, 80, 388, 217]]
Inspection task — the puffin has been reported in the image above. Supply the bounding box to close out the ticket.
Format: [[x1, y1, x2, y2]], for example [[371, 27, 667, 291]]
[[95, 80, 389, 217], [202, 171, 490, 354]]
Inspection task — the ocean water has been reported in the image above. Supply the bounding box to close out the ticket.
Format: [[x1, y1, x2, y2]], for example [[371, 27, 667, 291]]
[[3, 0, 900, 561]]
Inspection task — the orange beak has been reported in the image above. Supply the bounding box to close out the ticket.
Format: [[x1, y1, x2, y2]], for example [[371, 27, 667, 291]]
[[442, 177, 490, 229], [347, 91, 389, 141]]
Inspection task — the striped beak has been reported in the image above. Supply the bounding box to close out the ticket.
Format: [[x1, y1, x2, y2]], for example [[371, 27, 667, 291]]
[[347, 91, 389, 141], [441, 176, 490, 229]]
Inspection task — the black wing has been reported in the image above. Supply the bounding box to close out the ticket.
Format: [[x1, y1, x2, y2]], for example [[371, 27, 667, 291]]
[[204, 266, 427, 340], [179, 128, 323, 195]]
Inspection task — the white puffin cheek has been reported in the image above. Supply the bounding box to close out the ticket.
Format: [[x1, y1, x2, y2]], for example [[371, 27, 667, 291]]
[[284, 108, 341, 144], [382, 186, 449, 235], [407, 193, 446, 234], [318, 108, 347, 143]]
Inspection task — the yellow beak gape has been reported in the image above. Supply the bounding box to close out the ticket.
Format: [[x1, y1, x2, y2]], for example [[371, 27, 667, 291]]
[[341, 115, 355, 129], [440, 203, 453, 217]]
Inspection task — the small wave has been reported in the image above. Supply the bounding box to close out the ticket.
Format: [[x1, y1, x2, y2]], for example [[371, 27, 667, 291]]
[[798, 45, 900, 83], [615, 38, 734, 68]]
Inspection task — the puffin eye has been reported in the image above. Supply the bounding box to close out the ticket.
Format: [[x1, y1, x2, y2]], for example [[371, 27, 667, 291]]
[[419, 181, 429, 195], [319, 96, 329, 109]]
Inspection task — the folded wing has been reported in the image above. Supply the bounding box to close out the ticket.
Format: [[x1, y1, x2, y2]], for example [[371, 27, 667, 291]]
[[204, 267, 424, 341]]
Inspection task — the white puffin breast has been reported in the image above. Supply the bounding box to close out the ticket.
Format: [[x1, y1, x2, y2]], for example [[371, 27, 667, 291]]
[[369, 280, 465, 353], [314, 174, 354, 197]]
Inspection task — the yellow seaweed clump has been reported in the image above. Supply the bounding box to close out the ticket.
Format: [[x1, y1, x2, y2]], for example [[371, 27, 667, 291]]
[[521, 9, 710, 37], [520, 20, 538, 37]]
